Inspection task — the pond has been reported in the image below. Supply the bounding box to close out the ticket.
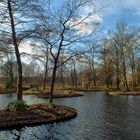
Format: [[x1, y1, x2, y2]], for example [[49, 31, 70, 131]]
[[0, 92, 140, 140]]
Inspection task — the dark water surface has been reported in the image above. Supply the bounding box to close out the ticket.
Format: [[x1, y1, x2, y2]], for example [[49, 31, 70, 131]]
[[0, 92, 140, 140]]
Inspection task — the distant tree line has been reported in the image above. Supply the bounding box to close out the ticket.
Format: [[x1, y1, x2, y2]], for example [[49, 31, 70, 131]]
[[0, 0, 140, 105], [0, 0, 100, 104]]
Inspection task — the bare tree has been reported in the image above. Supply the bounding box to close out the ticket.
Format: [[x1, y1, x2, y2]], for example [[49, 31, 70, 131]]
[[100, 39, 114, 88], [32, 0, 99, 104], [107, 36, 121, 90], [70, 58, 78, 88], [84, 40, 99, 87], [0, 0, 40, 100], [29, 43, 50, 90], [111, 21, 139, 91]]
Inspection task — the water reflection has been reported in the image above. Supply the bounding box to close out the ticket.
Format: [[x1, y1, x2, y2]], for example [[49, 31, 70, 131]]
[[0, 93, 16, 109], [0, 92, 140, 139]]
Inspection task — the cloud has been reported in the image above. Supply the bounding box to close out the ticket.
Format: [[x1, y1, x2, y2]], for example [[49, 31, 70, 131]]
[[19, 41, 33, 64], [69, 4, 102, 34], [19, 40, 32, 55], [68, 14, 102, 34]]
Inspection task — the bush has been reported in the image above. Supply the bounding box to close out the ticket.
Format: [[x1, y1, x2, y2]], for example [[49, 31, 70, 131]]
[[5, 80, 13, 89], [7, 100, 29, 111]]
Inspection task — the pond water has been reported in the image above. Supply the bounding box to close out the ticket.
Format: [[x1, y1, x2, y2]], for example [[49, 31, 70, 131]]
[[0, 92, 140, 140]]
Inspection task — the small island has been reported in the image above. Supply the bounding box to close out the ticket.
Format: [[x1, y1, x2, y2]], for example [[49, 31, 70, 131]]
[[0, 104, 77, 130], [23, 87, 84, 98]]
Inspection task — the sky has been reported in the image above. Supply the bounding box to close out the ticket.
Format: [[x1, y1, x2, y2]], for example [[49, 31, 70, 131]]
[[95, 0, 140, 30], [20, 0, 140, 61]]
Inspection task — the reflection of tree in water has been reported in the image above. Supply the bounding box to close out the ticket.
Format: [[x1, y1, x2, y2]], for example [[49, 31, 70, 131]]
[[47, 124, 55, 139], [10, 124, 56, 140], [31, 124, 55, 139], [9, 128, 22, 140]]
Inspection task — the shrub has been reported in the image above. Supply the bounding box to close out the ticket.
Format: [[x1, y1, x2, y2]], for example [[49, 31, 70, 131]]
[[5, 80, 13, 89], [7, 100, 29, 111]]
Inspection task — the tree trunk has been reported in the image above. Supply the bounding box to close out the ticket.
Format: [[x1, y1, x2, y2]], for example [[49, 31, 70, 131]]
[[130, 52, 136, 89], [49, 24, 65, 104], [123, 65, 129, 91], [92, 69, 96, 87], [60, 65, 64, 87], [116, 74, 120, 90], [105, 70, 109, 88], [91, 60, 96, 87], [106, 82, 109, 88], [93, 78, 96, 87], [10, 63, 14, 83], [73, 61, 78, 88], [124, 74, 129, 91], [116, 64, 120, 90], [43, 47, 49, 90], [8, 0, 23, 100], [43, 65, 48, 91], [49, 63, 57, 104]]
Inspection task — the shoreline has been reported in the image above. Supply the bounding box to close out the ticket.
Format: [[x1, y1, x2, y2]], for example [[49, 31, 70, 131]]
[[108, 91, 140, 96], [0, 104, 77, 130], [23, 88, 84, 98], [36, 92, 84, 98]]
